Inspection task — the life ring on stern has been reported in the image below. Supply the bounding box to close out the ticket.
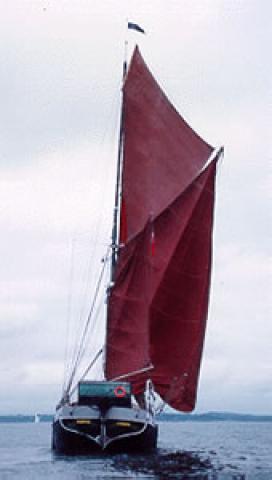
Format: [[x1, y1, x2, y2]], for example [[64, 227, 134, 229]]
[[114, 385, 127, 398]]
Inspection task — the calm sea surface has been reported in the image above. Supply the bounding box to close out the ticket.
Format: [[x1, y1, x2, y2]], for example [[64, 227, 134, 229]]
[[0, 421, 271, 479]]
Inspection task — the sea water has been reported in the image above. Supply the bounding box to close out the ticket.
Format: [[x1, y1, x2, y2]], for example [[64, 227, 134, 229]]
[[0, 421, 271, 479]]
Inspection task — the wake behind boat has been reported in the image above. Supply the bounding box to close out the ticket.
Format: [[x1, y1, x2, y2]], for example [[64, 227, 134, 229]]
[[52, 30, 223, 454]]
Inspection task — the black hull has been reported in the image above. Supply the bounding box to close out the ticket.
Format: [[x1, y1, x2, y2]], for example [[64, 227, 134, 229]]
[[52, 419, 158, 454]]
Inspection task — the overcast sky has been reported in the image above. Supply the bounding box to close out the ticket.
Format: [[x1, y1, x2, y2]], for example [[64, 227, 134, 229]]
[[0, 0, 271, 415]]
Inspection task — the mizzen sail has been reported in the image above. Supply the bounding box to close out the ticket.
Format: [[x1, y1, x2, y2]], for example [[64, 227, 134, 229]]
[[106, 47, 218, 411]]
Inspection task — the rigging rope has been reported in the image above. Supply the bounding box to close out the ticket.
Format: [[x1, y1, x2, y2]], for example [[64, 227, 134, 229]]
[[69, 286, 106, 393], [75, 289, 104, 369], [63, 83, 120, 393], [62, 237, 76, 395], [64, 247, 110, 396], [68, 347, 104, 400]]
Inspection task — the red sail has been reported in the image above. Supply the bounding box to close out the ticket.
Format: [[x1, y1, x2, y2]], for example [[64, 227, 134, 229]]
[[106, 47, 217, 411]]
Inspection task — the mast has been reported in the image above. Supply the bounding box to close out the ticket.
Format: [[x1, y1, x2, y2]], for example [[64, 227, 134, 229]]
[[110, 45, 127, 281], [103, 44, 127, 380]]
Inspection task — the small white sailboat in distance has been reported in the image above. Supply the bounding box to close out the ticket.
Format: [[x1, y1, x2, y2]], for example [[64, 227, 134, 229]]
[[34, 413, 40, 423]]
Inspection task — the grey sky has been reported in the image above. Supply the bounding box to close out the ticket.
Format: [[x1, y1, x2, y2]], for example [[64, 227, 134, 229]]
[[0, 0, 271, 414]]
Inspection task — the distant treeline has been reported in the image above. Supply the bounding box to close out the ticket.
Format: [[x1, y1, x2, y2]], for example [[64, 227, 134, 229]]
[[159, 412, 272, 422], [0, 412, 272, 423], [0, 415, 53, 423]]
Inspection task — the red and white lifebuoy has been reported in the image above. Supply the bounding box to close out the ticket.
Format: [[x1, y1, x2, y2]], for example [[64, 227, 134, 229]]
[[114, 385, 127, 398]]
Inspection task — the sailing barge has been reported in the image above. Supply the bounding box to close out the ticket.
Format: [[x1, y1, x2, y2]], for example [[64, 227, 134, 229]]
[[52, 44, 222, 454]]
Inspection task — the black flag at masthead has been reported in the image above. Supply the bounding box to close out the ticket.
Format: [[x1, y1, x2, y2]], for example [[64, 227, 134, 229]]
[[128, 22, 145, 34]]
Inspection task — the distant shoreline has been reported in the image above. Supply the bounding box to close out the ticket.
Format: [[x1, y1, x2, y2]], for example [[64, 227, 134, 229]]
[[160, 412, 272, 422], [0, 412, 271, 423]]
